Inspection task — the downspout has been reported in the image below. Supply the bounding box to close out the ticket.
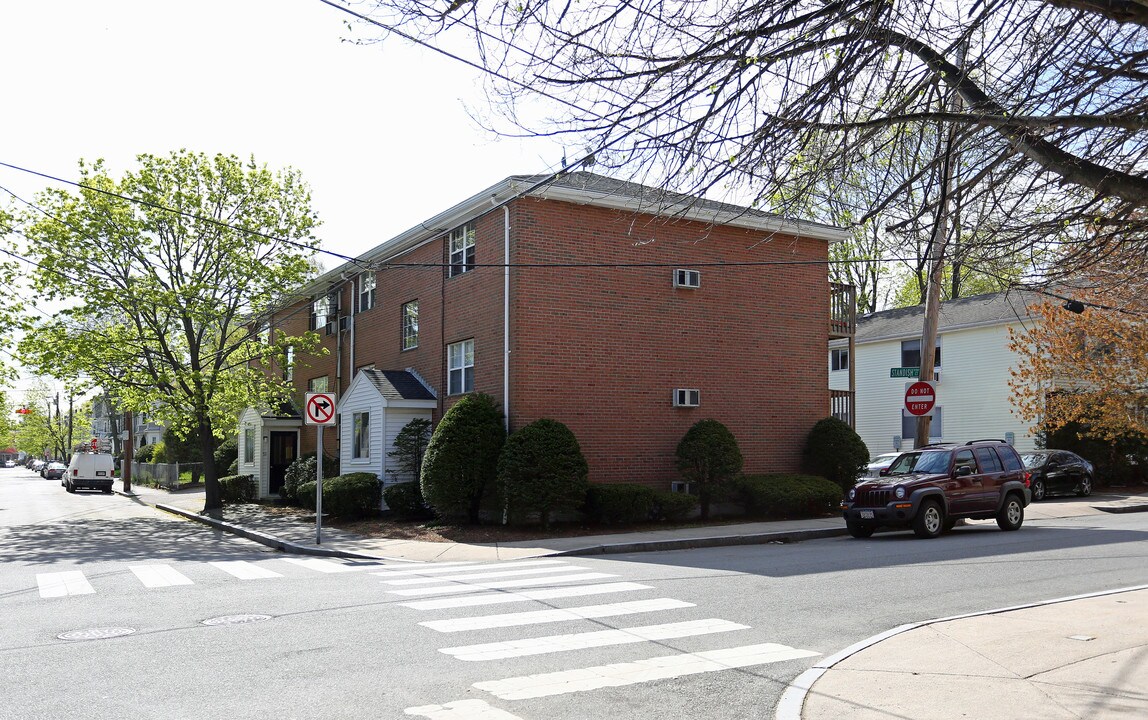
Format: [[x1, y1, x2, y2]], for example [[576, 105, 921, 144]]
[[502, 203, 511, 433]]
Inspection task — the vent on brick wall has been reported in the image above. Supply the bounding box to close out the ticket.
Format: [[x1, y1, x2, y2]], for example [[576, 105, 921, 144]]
[[673, 269, 701, 289], [673, 388, 700, 407]]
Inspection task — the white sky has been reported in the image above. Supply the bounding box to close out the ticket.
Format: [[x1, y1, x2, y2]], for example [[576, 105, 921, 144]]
[[0, 0, 564, 399]]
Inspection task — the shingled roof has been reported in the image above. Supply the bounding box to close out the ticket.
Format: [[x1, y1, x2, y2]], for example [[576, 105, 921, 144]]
[[856, 291, 1045, 343], [359, 369, 436, 401]]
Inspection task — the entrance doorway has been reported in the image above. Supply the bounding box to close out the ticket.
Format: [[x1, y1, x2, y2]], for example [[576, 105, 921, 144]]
[[268, 431, 297, 496]]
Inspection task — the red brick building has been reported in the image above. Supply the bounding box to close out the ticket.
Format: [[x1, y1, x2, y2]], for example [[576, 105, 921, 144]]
[[240, 172, 854, 497]]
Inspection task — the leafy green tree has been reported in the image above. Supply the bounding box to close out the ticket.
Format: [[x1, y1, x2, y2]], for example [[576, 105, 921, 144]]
[[16, 150, 321, 511], [675, 419, 743, 520], [803, 417, 870, 493], [497, 418, 589, 529], [420, 393, 506, 524]]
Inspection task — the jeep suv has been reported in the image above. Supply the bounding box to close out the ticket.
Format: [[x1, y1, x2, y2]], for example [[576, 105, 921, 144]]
[[841, 440, 1031, 539]]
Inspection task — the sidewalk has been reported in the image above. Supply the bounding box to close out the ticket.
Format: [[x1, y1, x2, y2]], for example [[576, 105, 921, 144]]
[[118, 483, 1148, 719]]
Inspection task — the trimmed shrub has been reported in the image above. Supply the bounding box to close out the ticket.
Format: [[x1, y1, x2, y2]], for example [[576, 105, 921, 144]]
[[497, 419, 589, 528], [676, 419, 743, 519], [218, 474, 256, 504], [582, 483, 658, 525], [296, 473, 382, 518], [421, 393, 506, 523], [134, 442, 158, 463], [227, 458, 239, 475], [803, 417, 870, 492], [733, 474, 843, 518], [382, 481, 434, 520], [386, 418, 432, 483], [282, 453, 339, 504], [652, 490, 699, 522]]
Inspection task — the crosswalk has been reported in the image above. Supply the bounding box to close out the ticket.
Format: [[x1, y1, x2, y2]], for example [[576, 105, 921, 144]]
[[380, 558, 822, 716], [26, 555, 821, 714], [27, 557, 393, 597]]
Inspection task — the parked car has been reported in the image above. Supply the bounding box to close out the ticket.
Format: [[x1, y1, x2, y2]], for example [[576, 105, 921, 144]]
[[2, 459, 15, 468], [30, 459, 46, 472], [860, 452, 903, 480], [42, 461, 67, 480], [841, 440, 1031, 539], [1020, 450, 1094, 501]]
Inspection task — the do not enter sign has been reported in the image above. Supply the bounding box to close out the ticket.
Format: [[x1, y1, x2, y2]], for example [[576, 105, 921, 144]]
[[904, 380, 936, 417]]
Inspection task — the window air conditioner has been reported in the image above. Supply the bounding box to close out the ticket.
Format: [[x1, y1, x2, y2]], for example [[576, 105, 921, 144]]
[[673, 388, 700, 407], [673, 269, 701, 289]]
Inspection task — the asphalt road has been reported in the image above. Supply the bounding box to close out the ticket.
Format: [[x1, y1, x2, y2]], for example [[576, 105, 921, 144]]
[[2, 467, 1146, 720]]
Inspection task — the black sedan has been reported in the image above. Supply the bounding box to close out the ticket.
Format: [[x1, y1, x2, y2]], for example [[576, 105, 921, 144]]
[[1021, 450, 1094, 501]]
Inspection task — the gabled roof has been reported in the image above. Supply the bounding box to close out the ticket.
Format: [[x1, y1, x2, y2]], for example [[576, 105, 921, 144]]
[[855, 291, 1045, 344], [361, 369, 436, 402], [300, 171, 849, 295]]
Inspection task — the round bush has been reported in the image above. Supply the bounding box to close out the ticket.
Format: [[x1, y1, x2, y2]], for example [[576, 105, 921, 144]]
[[282, 453, 339, 504], [676, 419, 743, 519], [295, 473, 381, 517], [382, 481, 434, 520], [803, 417, 870, 492], [420, 393, 505, 523], [497, 418, 589, 528]]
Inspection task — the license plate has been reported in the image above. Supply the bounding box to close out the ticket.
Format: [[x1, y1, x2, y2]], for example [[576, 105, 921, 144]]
[[860, 510, 874, 519], [96, 471, 106, 476]]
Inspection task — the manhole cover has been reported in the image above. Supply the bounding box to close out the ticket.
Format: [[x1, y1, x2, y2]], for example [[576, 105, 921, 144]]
[[201, 614, 273, 626], [57, 627, 136, 641]]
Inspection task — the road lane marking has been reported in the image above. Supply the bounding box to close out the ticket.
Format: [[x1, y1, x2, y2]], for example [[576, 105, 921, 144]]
[[37, 571, 95, 598], [475, 643, 822, 699], [386, 572, 616, 597], [372, 560, 562, 578], [420, 598, 695, 632], [129, 564, 194, 588], [381, 565, 591, 586], [399, 582, 654, 610], [209, 561, 283, 580], [405, 699, 524, 719], [281, 558, 361, 573], [440, 618, 748, 661]]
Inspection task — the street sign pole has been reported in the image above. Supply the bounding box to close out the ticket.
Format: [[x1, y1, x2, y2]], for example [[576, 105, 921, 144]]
[[303, 392, 337, 546], [316, 426, 323, 545]]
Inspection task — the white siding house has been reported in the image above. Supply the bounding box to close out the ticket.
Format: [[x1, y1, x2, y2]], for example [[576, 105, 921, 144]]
[[336, 369, 437, 492], [237, 406, 302, 499], [831, 291, 1043, 456]]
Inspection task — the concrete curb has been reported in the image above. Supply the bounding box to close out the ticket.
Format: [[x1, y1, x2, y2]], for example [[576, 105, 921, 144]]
[[152, 502, 392, 561], [1093, 503, 1148, 514], [554, 527, 849, 556], [773, 583, 1148, 720]]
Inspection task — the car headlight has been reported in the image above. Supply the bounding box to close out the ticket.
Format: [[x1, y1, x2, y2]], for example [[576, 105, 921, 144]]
[[894, 486, 906, 500], [848, 488, 856, 500]]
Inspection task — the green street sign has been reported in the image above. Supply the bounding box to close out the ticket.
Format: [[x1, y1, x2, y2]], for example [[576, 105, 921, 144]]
[[890, 367, 921, 378]]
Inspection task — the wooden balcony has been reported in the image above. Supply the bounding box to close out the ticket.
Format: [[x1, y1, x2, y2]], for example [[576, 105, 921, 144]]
[[830, 282, 856, 339], [831, 390, 855, 429]]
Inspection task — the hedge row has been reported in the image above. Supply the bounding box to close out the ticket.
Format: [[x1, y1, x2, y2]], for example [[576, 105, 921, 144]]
[[219, 474, 257, 504], [581, 483, 699, 525], [297, 472, 382, 518], [730, 474, 843, 518]]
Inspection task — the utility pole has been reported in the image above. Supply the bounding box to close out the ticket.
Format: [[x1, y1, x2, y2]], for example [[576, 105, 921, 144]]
[[914, 38, 967, 448], [123, 410, 133, 493]]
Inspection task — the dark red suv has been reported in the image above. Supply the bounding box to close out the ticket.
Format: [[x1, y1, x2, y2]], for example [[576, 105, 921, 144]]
[[841, 440, 1031, 539]]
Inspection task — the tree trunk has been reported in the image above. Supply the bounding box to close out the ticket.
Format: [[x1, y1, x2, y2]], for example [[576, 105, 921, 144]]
[[199, 418, 220, 512]]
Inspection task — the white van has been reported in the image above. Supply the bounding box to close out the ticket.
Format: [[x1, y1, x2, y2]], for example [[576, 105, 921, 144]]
[[65, 452, 116, 493]]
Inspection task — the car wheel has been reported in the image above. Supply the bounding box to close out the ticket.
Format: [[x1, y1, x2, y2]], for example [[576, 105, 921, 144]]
[[943, 517, 958, 532], [996, 493, 1024, 531], [1031, 478, 1046, 501], [913, 500, 944, 539], [1077, 474, 1093, 497], [846, 522, 875, 539], [65, 480, 76, 494]]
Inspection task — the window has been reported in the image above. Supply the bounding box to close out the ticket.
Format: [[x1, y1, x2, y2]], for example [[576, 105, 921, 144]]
[[358, 272, 376, 312], [831, 348, 849, 372], [448, 339, 475, 395], [901, 407, 942, 441], [284, 346, 294, 382], [310, 295, 332, 331], [243, 428, 255, 463], [900, 339, 941, 369], [448, 224, 476, 277], [953, 449, 977, 474], [402, 300, 419, 350], [308, 376, 329, 393], [353, 412, 370, 459], [974, 447, 1004, 473]]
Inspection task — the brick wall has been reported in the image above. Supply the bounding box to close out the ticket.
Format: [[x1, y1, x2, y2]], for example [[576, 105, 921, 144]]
[[270, 193, 830, 486]]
